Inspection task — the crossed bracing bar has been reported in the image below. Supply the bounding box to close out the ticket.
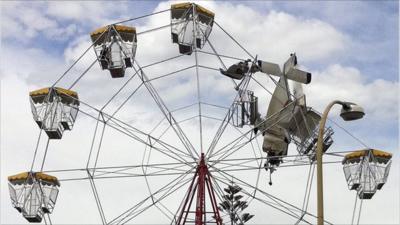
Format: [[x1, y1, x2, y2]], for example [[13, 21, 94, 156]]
[[211, 166, 334, 225]]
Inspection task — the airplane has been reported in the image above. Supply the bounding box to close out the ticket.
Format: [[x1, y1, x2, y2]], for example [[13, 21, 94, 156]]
[[220, 54, 334, 184]]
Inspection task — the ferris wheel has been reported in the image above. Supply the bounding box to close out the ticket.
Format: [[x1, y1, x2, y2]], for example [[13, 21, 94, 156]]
[[6, 3, 393, 225]]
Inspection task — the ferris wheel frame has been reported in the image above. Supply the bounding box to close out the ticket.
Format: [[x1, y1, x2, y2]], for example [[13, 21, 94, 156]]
[[6, 4, 388, 225]]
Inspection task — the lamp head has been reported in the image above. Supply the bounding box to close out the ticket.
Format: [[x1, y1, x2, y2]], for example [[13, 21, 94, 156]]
[[340, 102, 365, 121]]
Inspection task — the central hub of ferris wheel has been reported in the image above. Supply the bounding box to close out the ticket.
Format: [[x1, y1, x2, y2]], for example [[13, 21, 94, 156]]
[[176, 153, 222, 225]]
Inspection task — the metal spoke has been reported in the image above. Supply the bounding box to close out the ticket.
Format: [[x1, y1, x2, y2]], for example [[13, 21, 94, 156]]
[[76, 108, 193, 165], [214, 21, 255, 60], [108, 167, 196, 225], [88, 170, 107, 225], [205, 61, 255, 158], [209, 100, 297, 161], [201, 115, 262, 167], [133, 61, 199, 160], [212, 166, 334, 225], [73, 94, 192, 159]]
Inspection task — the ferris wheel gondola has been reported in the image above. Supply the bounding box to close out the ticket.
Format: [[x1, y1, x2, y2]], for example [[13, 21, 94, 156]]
[[170, 2, 214, 55], [8, 172, 60, 223], [342, 149, 392, 199], [90, 24, 137, 78], [29, 87, 79, 139]]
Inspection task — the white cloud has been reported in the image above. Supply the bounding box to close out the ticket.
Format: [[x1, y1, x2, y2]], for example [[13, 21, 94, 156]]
[[0, 1, 131, 43], [46, 2, 107, 23], [1, 2, 51, 41], [184, 1, 347, 63], [0, 44, 64, 84], [46, 1, 130, 26], [305, 64, 399, 121]]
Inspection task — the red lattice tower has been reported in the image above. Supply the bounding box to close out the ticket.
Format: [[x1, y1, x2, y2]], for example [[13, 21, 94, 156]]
[[176, 153, 223, 225]]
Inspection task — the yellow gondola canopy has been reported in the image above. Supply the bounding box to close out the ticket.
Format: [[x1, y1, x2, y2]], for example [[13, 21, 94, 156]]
[[90, 24, 137, 45], [171, 2, 215, 21], [8, 172, 60, 186], [343, 149, 392, 164], [29, 87, 79, 105]]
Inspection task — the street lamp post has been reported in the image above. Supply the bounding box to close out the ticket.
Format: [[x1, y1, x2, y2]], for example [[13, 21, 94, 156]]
[[316, 100, 365, 225]]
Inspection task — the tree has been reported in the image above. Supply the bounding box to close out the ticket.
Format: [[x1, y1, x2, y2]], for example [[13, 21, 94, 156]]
[[218, 183, 254, 225]]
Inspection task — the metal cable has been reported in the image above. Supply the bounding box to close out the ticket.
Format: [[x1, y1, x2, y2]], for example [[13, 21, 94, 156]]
[[193, 49, 204, 153], [109, 167, 195, 224], [133, 62, 198, 159], [100, 71, 139, 111], [66, 94, 191, 159], [30, 129, 43, 171], [67, 59, 97, 90], [197, 50, 246, 61], [327, 116, 370, 148], [356, 197, 364, 225], [52, 27, 108, 87], [205, 61, 255, 158], [76, 105, 193, 164], [88, 170, 107, 224], [114, 9, 170, 25], [351, 192, 358, 225], [39, 138, 50, 171], [47, 214, 53, 225], [213, 171, 310, 224], [210, 101, 296, 162], [92, 119, 107, 175], [214, 21, 255, 59], [86, 113, 102, 168]]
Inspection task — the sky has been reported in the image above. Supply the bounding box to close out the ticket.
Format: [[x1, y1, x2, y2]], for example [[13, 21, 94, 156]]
[[0, 1, 399, 225]]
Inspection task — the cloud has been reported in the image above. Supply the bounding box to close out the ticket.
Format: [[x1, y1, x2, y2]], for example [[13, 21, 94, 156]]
[[183, 1, 347, 63], [46, 2, 114, 24], [0, 44, 64, 84], [0, 1, 132, 44], [1, 2, 54, 42], [1, 2, 75, 42], [305, 64, 399, 121], [255, 1, 399, 82]]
